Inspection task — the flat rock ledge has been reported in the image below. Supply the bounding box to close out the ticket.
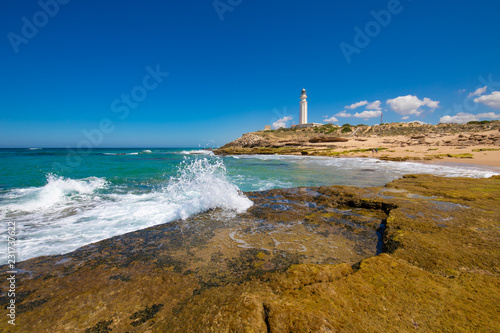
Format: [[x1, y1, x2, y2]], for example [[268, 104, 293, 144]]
[[1, 174, 499, 332]]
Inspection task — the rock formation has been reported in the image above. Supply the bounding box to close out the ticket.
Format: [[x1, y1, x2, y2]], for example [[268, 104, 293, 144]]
[[1, 175, 499, 332]]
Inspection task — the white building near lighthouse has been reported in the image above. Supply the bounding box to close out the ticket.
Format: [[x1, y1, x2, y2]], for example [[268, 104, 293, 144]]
[[299, 88, 308, 125]]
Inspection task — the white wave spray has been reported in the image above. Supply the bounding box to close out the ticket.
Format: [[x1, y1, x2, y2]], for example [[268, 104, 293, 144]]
[[2, 174, 108, 212], [0, 158, 252, 264]]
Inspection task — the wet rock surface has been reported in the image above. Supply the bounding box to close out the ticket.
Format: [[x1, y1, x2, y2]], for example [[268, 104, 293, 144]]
[[1, 175, 499, 332]]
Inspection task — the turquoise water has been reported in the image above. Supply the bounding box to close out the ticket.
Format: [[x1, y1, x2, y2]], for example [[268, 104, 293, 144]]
[[0, 148, 189, 191], [0, 147, 498, 264]]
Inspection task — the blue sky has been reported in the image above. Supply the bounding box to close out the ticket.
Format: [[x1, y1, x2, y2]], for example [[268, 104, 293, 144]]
[[1, 0, 499, 148]]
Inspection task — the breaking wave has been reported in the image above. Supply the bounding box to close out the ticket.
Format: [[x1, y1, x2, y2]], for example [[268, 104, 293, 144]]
[[175, 149, 214, 156], [0, 158, 252, 264]]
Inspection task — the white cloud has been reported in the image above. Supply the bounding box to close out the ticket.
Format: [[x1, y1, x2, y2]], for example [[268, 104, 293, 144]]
[[336, 111, 352, 117], [352, 110, 382, 119], [335, 111, 352, 118], [386, 95, 440, 116], [423, 97, 439, 110], [324, 116, 339, 123], [474, 91, 500, 109], [439, 112, 500, 124], [439, 113, 478, 124], [272, 116, 293, 129], [477, 112, 500, 119], [346, 101, 368, 109], [334, 109, 382, 120], [401, 116, 409, 120], [345, 100, 381, 111], [366, 100, 381, 111], [468, 86, 487, 98]]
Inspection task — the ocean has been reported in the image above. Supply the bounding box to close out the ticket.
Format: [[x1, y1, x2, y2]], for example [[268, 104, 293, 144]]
[[1, 147, 498, 264]]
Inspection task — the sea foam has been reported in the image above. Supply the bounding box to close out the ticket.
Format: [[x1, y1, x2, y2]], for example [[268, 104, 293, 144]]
[[2, 174, 107, 212], [232, 155, 499, 179], [164, 157, 252, 218], [176, 149, 214, 156], [0, 158, 252, 264]]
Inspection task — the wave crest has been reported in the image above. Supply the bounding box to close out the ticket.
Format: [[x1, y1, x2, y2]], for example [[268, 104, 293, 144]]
[[176, 149, 214, 156], [2, 174, 107, 212], [0, 158, 251, 263], [165, 157, 252, 218]]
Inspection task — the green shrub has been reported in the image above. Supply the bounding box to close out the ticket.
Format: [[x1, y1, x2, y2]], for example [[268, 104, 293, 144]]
[[468, 120, 491, 125]]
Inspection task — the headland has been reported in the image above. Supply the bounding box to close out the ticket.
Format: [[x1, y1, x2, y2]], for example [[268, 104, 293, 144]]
[[214, 121, 500, 168]]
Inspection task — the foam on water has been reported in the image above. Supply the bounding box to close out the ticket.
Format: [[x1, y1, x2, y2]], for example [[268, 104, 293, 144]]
[[164, 158, 252, 218], [102, 152, 140, 155], [229, 174, 293, 192], [0, 158, 252, 264], [232, 155, 499, 179], [1, 152, 497, 265], [176, 149, 215, 156], [1, 174, 107, 212]]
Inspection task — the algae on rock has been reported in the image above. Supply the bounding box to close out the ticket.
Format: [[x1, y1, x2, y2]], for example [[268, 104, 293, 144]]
[[1, 175, 499, 332]]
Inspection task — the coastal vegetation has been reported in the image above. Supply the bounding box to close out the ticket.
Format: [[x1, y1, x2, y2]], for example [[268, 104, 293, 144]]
[[260, 120, 499, 138]]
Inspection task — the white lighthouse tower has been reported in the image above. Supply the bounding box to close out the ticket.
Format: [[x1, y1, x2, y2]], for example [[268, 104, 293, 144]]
[[299, 88, 308, 125]]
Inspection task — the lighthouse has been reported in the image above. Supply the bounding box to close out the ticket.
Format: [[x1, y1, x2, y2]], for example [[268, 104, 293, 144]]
[[299, 88, 308, 125]]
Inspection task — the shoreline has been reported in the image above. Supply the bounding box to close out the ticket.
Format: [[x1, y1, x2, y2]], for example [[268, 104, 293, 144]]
[[214, 122, 500, 168], [218, 150, 500, 171], [338, 151, 500, 169], [2, 174, 499, 331], [417, 157, 500, 171], [338, 144, 500, 168], [215, 145, 500, 168]]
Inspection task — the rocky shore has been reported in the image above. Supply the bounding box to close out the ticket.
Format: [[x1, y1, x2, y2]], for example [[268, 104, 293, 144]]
[[1, 174, 499, 332], [215, 121, 500, 167]]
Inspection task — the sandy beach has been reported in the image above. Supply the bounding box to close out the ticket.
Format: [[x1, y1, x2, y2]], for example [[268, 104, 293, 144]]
[[321, 131, 500, 168]]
